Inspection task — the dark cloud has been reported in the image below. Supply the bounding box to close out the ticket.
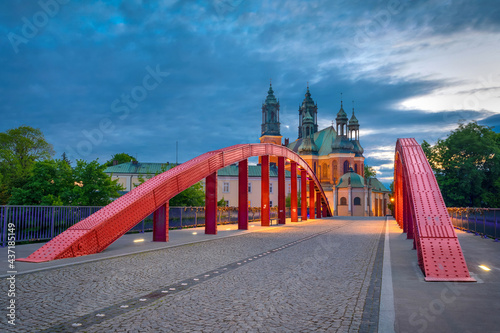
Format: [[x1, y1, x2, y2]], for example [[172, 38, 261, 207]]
[[1, 0, 499, 179]]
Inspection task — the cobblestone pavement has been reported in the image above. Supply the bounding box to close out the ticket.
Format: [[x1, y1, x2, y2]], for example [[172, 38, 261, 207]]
[[2, 218, 384, 332]]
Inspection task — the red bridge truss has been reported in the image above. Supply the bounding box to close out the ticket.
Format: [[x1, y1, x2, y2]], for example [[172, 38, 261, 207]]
[[395, 138, 475, 282], [19, 143, 332, 263]]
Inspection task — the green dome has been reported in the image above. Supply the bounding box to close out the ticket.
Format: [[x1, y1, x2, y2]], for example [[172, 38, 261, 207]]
[[336, 171, 365, 188]]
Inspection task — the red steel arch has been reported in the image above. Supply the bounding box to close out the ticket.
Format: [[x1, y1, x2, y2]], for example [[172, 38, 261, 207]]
[[394, 138, 474, 282], [19, 143, 331, 262]]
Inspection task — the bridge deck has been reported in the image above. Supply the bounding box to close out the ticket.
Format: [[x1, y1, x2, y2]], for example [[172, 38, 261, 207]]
[[2, 218, 499, 332]]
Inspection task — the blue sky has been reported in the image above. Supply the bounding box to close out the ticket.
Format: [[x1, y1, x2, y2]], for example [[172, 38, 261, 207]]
[[1, 0, 499, 184]]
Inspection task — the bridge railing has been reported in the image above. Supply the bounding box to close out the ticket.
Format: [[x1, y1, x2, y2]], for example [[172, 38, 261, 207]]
[[448, 207, 499, 240], [0, 205, 303, 247]]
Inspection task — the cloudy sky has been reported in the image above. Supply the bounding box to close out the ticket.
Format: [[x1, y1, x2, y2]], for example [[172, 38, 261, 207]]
[[1, 0, 499, 184]]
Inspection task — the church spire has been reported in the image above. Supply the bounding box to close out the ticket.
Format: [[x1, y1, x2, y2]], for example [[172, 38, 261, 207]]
[[298, 84, 318, 139], [261, 82, 280, 136]]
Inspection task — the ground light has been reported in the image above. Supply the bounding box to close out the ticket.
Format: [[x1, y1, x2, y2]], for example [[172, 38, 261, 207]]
[[479, 265, 491, 271], [133, 239, 145, 243], [192, 232, 197, 235]]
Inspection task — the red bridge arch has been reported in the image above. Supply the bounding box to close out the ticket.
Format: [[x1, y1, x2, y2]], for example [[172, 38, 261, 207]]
[[394, 138, 474, 282], [19, 143, 332, 262]]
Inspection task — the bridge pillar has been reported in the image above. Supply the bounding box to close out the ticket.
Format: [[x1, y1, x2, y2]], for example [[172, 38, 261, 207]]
[[238, 159, 248, 230], [316, 192, 322, 218], [153, 201, 169, 242], [205, 172, 217, 235], [301, 169, 307, 221], [309, 180, 315, 219], [261, 155, 270, 226], [278, 156, 286, 224], [290, 162, 298, 222], [322, 202, 328, 217]]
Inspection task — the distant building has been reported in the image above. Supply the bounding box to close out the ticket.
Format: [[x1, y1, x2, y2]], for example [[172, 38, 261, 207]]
[[261, 83, 391, 216]]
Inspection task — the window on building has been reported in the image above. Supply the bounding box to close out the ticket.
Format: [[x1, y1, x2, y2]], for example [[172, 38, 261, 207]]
[[248, 182, 252, 193], [287, 183, 291, 193], [355, 163, 358, 174], [248, 201, 251, 208], [340, 197, 347, 205], [223, 182, 230, 193], [354, 197, 361, 205], [270, 182, 273, 193], [225, 200, 229, 207], [343, 160, 349, 174], [270, 201, 273, 207]]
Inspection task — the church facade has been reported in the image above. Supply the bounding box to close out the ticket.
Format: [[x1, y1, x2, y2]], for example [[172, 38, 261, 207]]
[[260, 83, 390, 217]]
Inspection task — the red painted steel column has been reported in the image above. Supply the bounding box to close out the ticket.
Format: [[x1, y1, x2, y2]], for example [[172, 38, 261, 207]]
[[322, 203, 327, 216], [205, 172, 217, 235], [153, 201, 169, 242], [316, 192, 322, 218], [290, 162, 298, 222], [238, 159, 249, 230], [301, 169, 307, 221], [309, 180, 315, 219], [278, 157, 286, 224], [261, 155, 270, 226]]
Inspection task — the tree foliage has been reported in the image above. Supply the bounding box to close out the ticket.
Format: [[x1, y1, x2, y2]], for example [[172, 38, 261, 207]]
[[364, 165, 377, 178], [422, 122, 500, 208], [9, 159, 123, 206], [170, 182, 205, 207], [0, 126, 55, 203], [103, 153, 137, 167]]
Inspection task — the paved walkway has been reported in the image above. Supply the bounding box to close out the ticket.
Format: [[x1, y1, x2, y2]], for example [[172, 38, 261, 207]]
[[1, 217, 499, 332]]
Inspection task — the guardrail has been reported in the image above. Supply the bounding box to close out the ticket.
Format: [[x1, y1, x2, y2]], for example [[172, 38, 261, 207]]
[[448, 207, 499, 240], [1, 205, 301, 247]]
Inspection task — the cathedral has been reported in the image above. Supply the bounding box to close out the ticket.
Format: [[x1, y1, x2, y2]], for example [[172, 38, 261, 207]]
[[259, 83, 390, 217]]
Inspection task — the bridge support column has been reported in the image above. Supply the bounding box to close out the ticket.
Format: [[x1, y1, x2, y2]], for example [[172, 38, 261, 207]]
[[238, 159, 248, 230], [290, 162, 298, 222], [278, 157, 286, 224], [309, 180, 315, 219], [261, 155, 270, 226], [301, 169, 307, 221], [205, 172, 217, 235], [316, 192, 322, 218], [153, 201, 169, 242], [322, 202, 328, 217]]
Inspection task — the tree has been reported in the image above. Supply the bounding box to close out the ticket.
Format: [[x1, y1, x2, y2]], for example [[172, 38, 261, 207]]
[[103, 153, 137, 167], [9, 160, 73, 205], [0, 126, 55, 204], [61, 152, 71, 166], [422, 122, 500, 207], [285, 192, 301, 207], [364, 165, 376, 178], [69, 159, 123, 206]]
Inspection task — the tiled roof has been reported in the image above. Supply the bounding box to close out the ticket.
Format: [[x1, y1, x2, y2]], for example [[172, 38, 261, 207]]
[[288, 126, 337, 156], [104, 162, 178, 174]]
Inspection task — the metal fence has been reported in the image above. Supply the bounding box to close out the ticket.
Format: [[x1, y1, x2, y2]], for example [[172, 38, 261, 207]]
[[1, 205, 303, 247], [448, 208, 499, 240]]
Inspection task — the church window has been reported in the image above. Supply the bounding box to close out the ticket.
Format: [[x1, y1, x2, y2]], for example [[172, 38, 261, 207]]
[[223, 182, 230, 193], [354, 197, 361, 205], [306, 127, 310, 137], [343, 161, 349, 174], [314, 162, 317, 174], [355, 164, 358, 174], [340, 197, 347, 205]]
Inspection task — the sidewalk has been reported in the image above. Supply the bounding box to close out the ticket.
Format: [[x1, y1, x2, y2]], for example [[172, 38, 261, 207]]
[[1, 219, 290, 277], [387, 218, 500, 333]]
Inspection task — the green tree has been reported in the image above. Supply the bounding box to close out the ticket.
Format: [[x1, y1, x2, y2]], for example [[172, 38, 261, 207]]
[[0, 126, 55, 203], [364, 165, 377, 178], [285, 192, 301, 207], [103, 153, 137, 167], [69, 159, 123, 206], [169, 182, 205, 206], [9, 160, 73, 205], [422, 122, 500, 207]]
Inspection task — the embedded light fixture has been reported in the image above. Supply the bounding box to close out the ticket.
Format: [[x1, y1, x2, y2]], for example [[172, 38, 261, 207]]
[[479, 265, 491, 271], [226, 228, 231, 230], [250, 225, 255, 227], [133, 239, 145, 243], [192, 232, 198, 235]]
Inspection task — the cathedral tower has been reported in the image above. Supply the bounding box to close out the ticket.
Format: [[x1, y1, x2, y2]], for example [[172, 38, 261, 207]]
[[259, 82, 282, 164]]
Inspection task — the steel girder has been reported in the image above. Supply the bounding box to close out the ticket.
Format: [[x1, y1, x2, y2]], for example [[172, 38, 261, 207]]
[[394, 138, 475, 282], [19, 143, 331, 262]]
